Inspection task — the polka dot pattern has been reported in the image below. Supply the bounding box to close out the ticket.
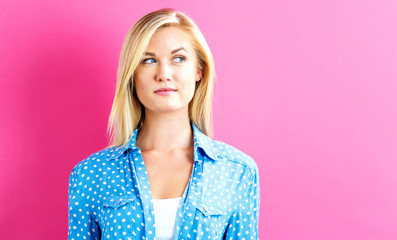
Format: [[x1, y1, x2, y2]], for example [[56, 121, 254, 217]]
[[68, 121, 260, 239]]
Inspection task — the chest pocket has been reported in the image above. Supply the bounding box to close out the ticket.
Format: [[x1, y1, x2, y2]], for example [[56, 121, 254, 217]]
[[103, 195, 137, 210], [101, 194, 142, 240], [196, 202, 225, 217], [182, 201, 226, 239]]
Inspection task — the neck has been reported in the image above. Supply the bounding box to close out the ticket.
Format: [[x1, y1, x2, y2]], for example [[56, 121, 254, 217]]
[[135, 108, 193, 152]]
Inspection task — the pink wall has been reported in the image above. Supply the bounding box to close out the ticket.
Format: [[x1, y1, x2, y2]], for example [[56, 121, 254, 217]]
[[1, 0, 396, 239]]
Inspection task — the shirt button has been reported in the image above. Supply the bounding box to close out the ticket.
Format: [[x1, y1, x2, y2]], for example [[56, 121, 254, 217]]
[[204, 206, 209, 212], [114, 200, 121, 205]]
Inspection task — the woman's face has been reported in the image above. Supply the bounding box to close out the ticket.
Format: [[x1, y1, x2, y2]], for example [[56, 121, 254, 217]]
[[133, 26, 202, 115]]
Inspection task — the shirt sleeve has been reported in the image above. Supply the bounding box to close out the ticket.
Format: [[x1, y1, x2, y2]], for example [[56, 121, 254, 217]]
[[224, 163, 260, 239], [68, 167, 100, 240]]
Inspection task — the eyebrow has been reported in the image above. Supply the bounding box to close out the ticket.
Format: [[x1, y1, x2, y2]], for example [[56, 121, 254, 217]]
[[171, 47, 188, 54], [144, 47, 188, 56]]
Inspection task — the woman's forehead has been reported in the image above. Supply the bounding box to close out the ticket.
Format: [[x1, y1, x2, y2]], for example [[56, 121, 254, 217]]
[[146, 26, 194, 53]]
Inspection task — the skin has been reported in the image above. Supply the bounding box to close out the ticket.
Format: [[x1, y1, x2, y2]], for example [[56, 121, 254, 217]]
[[133, 26, 202, 199]]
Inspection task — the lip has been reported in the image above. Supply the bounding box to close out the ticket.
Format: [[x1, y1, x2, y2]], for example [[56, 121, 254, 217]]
[[154, 87, 177, 92], [154, 87, 177, 96]]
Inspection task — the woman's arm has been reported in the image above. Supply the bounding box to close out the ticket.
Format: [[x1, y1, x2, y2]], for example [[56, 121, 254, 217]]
[[224, 164, 260, 239], [68, 168, 100, 240]]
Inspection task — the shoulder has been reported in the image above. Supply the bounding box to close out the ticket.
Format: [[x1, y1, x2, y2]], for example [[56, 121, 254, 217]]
[[70, 146, 119, 176], [210, 139, 259, 179]]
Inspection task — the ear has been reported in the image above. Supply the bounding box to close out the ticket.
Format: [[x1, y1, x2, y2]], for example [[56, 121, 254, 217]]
[[196, 67, 203, 82]]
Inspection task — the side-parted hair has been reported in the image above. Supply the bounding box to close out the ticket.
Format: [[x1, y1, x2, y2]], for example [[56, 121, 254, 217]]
[[107, 8, 216, 147]]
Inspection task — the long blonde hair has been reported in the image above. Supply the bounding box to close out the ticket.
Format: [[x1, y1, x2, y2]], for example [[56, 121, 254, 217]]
[[107, 8, 216, 147]]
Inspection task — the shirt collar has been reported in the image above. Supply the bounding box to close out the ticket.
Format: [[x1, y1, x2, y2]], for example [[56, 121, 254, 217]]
[[108, 121, 217, 161]]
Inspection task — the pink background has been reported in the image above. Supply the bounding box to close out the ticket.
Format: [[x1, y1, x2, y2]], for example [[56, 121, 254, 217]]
[[1, 0, 396, 239]]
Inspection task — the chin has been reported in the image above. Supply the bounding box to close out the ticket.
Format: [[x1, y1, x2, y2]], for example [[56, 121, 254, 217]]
[[148, 104, 189, 114]]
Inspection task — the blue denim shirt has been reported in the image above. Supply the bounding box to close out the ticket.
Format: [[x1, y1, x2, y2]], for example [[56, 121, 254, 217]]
[[68, 121, 260, 239]]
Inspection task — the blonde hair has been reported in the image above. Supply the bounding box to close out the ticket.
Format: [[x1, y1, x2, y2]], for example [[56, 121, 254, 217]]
[[107, 8, 216, 147]]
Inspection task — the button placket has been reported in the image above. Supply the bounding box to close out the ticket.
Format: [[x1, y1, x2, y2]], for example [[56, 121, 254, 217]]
[[133, 149, 156, 239], [175, 150, 205, 238]]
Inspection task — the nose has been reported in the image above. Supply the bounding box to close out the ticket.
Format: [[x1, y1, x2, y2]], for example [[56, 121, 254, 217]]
[[155, 62, 172, 82]]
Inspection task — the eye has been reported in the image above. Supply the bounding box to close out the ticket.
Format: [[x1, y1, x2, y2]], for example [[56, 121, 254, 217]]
[[173, 56, 185, 63], [142, 58, 156, 64]]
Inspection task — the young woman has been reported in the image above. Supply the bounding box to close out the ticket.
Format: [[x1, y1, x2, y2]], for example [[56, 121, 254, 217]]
[[68, 8, 260, 240]]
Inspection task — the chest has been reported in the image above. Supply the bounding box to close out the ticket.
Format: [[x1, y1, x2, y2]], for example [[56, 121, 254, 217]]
[[87, 157, 248, 239], [140, 150, 194, 199]]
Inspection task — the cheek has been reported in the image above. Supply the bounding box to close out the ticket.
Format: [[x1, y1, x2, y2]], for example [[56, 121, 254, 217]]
[[178, 64, 198, 82], [134, 70, 150, 91], [134, 67, 150, 83], [132, 77, 148, 102], [133, 78, 141, 94], [181, 78, 198, 99], [179, 68, 198, 95]]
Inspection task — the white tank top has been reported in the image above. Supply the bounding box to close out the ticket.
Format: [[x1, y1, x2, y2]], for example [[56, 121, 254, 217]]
[[152, 197, 182, 240]]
